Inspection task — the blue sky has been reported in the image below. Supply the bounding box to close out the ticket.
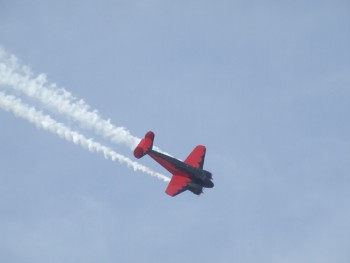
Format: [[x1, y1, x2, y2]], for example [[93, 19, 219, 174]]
[[1, 1, 350, 262]]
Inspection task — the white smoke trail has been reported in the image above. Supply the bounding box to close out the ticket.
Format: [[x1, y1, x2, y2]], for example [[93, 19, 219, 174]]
[[0, 48, 165, 153], [0, 91, 170, 183]]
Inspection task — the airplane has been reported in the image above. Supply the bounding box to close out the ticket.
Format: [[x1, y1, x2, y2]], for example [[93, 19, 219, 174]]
[[134, 131, 214, 197]]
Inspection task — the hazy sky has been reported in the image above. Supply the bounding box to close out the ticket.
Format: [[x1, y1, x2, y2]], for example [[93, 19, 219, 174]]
[[1, 1, 350, 262]]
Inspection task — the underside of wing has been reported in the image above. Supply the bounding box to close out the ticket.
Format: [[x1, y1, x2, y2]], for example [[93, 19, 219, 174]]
[[165, 174, 192, 197], [184, 145, 206, 169]]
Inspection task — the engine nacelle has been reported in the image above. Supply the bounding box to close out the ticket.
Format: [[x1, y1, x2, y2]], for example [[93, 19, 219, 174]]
[[197, 170, 214, 188], [203, 170, 212, 179], [188, 182, 203, 195]]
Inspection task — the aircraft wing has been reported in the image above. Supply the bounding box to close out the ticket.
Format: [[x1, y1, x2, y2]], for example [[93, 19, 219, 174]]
[[184, 145, 206, 169], [165, 173, 192, 196]]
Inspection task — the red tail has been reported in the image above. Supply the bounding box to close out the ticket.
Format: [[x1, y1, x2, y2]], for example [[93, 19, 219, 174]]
[[133, 131, 154, 159]]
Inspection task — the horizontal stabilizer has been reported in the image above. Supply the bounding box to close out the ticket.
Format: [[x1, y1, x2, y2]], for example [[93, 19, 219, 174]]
[[134, 131, 154, 158]]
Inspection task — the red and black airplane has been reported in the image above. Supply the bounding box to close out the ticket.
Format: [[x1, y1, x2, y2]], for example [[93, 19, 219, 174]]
[[134, 131, 214, 197]]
